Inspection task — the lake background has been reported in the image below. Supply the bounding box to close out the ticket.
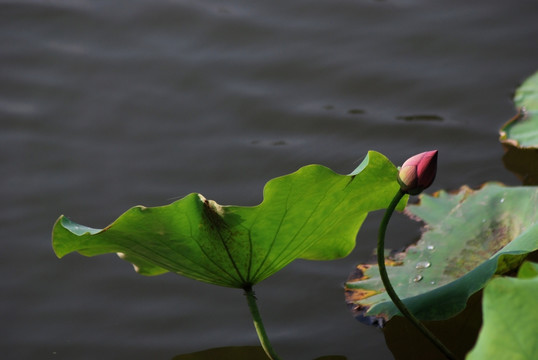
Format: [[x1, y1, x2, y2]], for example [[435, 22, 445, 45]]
[[2, 0, 538, 359]]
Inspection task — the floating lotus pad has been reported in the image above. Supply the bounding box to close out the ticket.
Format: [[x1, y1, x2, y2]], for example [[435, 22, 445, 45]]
[[499, 70, 538, 184], [346, 183, 538, 325], [500, 70, 538, 148]]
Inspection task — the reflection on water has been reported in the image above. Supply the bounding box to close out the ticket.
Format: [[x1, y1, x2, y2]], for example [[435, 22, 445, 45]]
[[171, 346, 268, 360], [172, 346, 347, 360], [396, 114, 444, 122], [383, 292, 483, 360], [2, 0, 538, 359]]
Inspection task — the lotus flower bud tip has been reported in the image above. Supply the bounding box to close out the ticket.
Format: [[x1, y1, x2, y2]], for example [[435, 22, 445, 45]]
[[397, 150, 438, 195]]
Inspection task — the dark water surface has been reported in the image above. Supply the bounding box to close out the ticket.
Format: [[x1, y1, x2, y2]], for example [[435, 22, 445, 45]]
[[2, 0, 538, 359]]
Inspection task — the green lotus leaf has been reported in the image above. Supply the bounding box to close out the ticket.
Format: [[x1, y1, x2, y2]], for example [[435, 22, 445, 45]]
[[53, 151, 406, 289], [466, 261, 538, 360], [345, 183, 538, 325], [499, 70, 538, 184], [500, 70, 538, 148], [516, 260, 538, 279]]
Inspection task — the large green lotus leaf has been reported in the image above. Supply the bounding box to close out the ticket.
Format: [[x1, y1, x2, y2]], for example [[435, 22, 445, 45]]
[[499, 70, 538, 184], [345, 183, 538, 325], [466, 261, 538, 360], [53, 151, 406, 289]]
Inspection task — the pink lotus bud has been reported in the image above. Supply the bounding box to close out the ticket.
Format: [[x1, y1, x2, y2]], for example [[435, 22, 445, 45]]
[[397, 150, 438, 195]]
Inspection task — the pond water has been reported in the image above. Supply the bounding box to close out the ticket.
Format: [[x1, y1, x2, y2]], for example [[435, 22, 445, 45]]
[[2, 0, 538, 359]]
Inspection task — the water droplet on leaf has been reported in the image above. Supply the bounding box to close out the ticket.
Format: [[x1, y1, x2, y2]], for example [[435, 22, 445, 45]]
[[427, 245, 435, 250], [500, 198, 505, 203], [415, 261, 431, 269], [413, 274, 423, 282]]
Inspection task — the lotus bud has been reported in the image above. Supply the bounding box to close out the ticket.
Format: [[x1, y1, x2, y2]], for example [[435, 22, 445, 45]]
[[397, 150, 438, 195]]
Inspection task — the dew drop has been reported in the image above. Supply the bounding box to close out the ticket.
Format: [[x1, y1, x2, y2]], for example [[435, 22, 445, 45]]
[[413, 274, 423, 282], [430, 281, 436, 285], [427, 245, 435, 251], [415, 261, 431, 269], [500, 198, 505, 203]]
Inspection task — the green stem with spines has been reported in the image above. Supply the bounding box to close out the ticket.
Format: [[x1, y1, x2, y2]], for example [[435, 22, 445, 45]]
[[244, 285, 281, 360], [377, 189, 457, 360]]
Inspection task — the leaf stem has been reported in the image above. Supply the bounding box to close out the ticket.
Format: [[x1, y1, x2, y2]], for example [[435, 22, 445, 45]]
[[243, 286, 282, 360], [378, 189, 457, 360]]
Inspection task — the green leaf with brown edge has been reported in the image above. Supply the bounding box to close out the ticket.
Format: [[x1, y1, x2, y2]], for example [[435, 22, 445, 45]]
[[466, 261, 538, 360], [53, 151, 406, 289], [499, 70, 538, 184], [345, 183, 538, 325]]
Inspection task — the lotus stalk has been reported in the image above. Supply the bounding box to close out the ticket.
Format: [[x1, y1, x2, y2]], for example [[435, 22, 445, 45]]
[[244, 286, 281, 360], [377, 150, 457, 360]]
